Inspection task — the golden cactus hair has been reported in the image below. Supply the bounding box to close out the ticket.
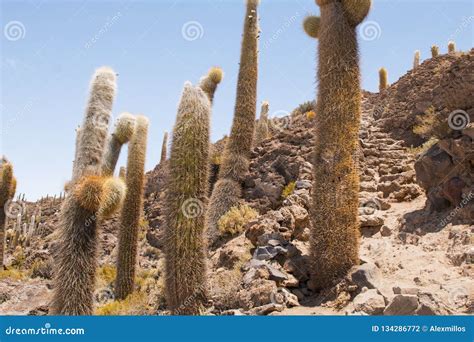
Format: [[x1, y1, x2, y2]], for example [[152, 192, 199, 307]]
[[115, 115, 149, 300], [199, 67, 224, 104], [306, 0, 371, 290], [101, 112, 136, 176], [206, 0, 259, 245], [431, 45, 439, 58], [164, 82, 211, 315]]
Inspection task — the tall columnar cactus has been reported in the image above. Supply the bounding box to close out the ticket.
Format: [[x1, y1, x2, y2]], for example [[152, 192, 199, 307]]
[[164, 82, 211, 315], [448, 41, 456, 54], [431, 45, 439, 58], [413, 50, 420, 69], [199, 67, 224, 104], [303, 0, 371, 289], [254, 101, 270, 145], [0, 159, 16, 267], [206, 0, 259, 244], [378, 67, 388, 92], [119, 166, 126, 180], [115, 115, 149, 300], [160, 132, 168, 164], [51, 67, 126, 315], [101, 113, 136, 176]]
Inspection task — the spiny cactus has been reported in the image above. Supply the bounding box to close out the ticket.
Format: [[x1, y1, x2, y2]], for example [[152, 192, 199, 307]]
[[379, 67, 388, 92], [102, 113, 136, 176], [115, 115, 149, 300], [254, 101, 270, 146], [448, 40, 456, 54], [0, 160, 16, 266], [199, 67, 224, 104], [304, 0, 371, 289], [164, 82, 211, 315], [160, 132, 168, 164], [431, 45, 439, 58], [206, 0, 259, 245], [119, 166, 126, 180], [413, 50, 420, 69], [51, 67, 126, 315]]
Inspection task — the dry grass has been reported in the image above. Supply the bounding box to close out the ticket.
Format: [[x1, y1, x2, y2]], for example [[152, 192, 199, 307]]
[[218, 204, 258, 235]]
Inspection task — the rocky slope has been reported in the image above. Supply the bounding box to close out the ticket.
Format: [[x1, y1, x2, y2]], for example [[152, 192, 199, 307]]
[[0, 50, 472, 316]]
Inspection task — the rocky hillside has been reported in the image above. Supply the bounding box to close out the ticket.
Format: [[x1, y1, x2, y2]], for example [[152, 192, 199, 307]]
[[0, 49, 472, 316]]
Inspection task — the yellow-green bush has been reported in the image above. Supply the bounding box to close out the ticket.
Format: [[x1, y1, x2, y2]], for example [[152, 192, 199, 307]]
[[218, 204, 258, 235], [281, 181, 296, 199], [413, 106, 450, 139], [10, 246, 25, 269]]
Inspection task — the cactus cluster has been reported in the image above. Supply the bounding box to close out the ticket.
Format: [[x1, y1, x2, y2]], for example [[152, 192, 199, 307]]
[[303, 0, 370, 289], [0, 159, 17, 266], [51, 67, 127, 315], [164, 82, 211, 315], [206, 0, 259, 245]]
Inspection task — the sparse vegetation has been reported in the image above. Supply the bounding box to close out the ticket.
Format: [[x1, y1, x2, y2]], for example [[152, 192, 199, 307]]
[[218, 204, 258, 235], [281, 181, 296, 199], [412, 106, 451, 140]]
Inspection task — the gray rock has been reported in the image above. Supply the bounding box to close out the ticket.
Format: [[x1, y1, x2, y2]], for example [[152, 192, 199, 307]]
[[392, 286, 419, 295], [380, 225, 392, 236], [383, 295, 419, 315], [250, 303, 284, 315], [351, 262, 382, 290], [266, 264, 288, 281], [359, 214, 385, 228], [353, 289, 386, 315], [295, 180, 312, 189]]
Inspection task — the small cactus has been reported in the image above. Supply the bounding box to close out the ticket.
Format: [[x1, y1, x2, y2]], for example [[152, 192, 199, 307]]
[[254, 101, 270, 146], [199, 67, 224, 104], [379, 67, 388, 91], [0, 160, 17, 266], [431, 45, 439, 58], [102, 113, 136, 176], [413, 50, 420, 69], [448, 40, 456, 54], [115, 115, 149, 300], [206, 0, 259, 244], [51, 67, 125, 315], [119, 166, 126, 180], [164, 82, 211, 315], [160, 132, 168, 164]]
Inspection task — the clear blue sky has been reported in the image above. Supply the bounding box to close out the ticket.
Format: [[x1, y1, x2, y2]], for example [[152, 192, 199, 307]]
[[1, 0, 473, 200]]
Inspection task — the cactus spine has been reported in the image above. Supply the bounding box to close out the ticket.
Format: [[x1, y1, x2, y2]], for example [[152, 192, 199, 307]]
[[164, 83, 211, 315], [0, 160, 16, 266], [254, 101, 270, 145], [101, 113, 136, 176], [378, 67, 388, 92], [413, 50, 420, 69], [160, 132, 168, 164], [115, 115, 149, 300], [51, 67, 125, 315], [448, 40, 456, 54], [206, 0, 259, 244], [431, 45, 439, 58], [199, 67, 224, 104], [304, 0, 370, 289]]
